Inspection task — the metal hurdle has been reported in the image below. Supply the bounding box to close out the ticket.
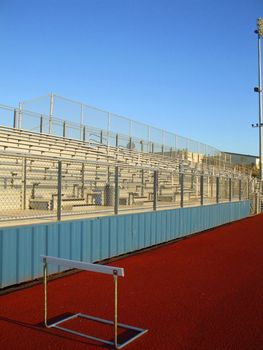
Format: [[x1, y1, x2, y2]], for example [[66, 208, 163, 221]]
[[41, 255, 148, 349]]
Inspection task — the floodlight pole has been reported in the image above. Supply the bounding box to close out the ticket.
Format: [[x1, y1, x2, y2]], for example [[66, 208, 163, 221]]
[[255, 18, 263, 181]]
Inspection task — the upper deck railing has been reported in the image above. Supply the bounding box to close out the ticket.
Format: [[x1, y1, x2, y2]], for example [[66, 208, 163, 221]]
[[0, 94, 234, 168], [17, 93, 229, 159]]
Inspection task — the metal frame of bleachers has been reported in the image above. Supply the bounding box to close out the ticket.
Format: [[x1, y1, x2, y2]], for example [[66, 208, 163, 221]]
[[0, 102, 259, 224]]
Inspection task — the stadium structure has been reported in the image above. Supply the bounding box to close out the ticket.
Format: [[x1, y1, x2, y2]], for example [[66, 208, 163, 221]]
[[0, 93, 261, 290]]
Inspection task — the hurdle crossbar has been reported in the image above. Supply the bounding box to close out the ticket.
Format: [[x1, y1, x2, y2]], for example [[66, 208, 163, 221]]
[[41, 255, 148, 349]]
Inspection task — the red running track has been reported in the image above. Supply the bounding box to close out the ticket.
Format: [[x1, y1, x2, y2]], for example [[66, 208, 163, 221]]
[[1, 214, 263, 350]]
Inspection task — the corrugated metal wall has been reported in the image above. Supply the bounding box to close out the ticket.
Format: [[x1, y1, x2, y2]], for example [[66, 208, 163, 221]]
[[0, 201, 250, 288]]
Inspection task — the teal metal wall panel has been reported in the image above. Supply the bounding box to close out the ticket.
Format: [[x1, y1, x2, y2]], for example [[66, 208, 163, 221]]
[[0, 201, 250, 289]]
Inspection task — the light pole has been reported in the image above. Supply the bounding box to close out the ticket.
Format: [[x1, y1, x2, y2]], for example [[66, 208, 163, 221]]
[[253, 18, 263, 181]]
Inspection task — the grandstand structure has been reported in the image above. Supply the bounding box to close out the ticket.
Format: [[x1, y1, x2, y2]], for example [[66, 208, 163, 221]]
[[0, 94, 260, 223]]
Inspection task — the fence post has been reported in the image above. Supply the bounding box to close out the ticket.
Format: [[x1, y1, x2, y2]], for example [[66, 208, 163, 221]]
[[129, 137, 132, 150], [116, 134, 119, 148], [13, 109, 17, 129], [239, 179, 242, 201], [216, 176, 220, 203], [49, 92, 53, 134], [100, 130, 103, 144], [114, 166, 119, 215], [21, 158, 27, 210], [83, 126, 86, 142], [57, 161, 62, 221], [141, 169, 144, 196], [200, 175, 204, 206], [18, 102, 22, 129], [40, 115, 43, 133], [153, 170, 158, 211], [81, 163, 85, 198], [63, 121, 66, 138], [180, 173, 184, 208], [229, 178, 232, 202]]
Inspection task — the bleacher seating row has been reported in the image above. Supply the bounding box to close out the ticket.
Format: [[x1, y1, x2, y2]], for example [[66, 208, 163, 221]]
[[0, 125, 249, 218]]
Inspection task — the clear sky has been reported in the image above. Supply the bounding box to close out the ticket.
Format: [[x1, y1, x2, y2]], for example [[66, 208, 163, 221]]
[[0, 0, 262, 155]]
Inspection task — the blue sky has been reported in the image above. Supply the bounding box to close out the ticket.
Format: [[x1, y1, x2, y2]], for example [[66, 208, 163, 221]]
[[0, 0, 262, 155]]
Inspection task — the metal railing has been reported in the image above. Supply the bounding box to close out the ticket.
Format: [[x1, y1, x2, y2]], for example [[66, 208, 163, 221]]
[[17, 93, 233, 165], [0, 102, 251, 177], [0, 150, 257, 224]]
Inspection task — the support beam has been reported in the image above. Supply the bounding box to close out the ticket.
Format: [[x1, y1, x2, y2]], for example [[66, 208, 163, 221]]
[[153, 170, 158, 211], [57, 161, 62, 221], [229, 178, 232, 202], [216, 176, 220, 203], [180, 173, 184, 208], [21, 158, 27, 210], [114, 166, 119, 215], [81, 163, 85, 198], [200, 175, 204, 206]]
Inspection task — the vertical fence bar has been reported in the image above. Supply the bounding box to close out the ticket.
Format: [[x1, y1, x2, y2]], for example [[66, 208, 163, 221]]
[[116, 134, 119, 148], [210, 175, 213, 200], [83, 126, 86, 142], [113, 271, 118, 349], [216, 176, 220, 203], [114, 166, 119, 215], [141, 140, 144, 153], [43, 258, 48, 327], [81, 163, 85, 198], [153, 170, 158, 211], [180, 173, 184, 208], [141, 169, 144, 196], [13, 109, 17, 129], [21, 158, 27, 210], [49, 93, 53, 134], [18, 102, 22, 129], [148, 126, 151, 150], [239, 179, 242, 201], [63, 121, 66, 138], [229, 178, 232, 202], [200, 175, 204, 206], [57, 161, 62, 221], [129, 120, 132, 139], [40, 115, 43, 133]]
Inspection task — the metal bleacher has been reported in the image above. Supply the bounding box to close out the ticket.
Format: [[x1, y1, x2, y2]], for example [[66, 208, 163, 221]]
[[0, 100, 256, 223]]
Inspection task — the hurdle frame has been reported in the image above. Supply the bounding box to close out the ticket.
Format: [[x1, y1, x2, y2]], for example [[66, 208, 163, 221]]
[[41, 255, 148, 349]]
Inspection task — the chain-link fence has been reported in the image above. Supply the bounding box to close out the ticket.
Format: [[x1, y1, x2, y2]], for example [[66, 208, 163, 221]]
[[0, 151, 256, 223], [15, 94, 237, 171], [1, 102, 253, 178]]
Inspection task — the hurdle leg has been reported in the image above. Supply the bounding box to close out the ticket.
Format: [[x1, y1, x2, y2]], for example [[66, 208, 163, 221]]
[[113, 270, 118, 349], [43, 257, 48, 327]]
